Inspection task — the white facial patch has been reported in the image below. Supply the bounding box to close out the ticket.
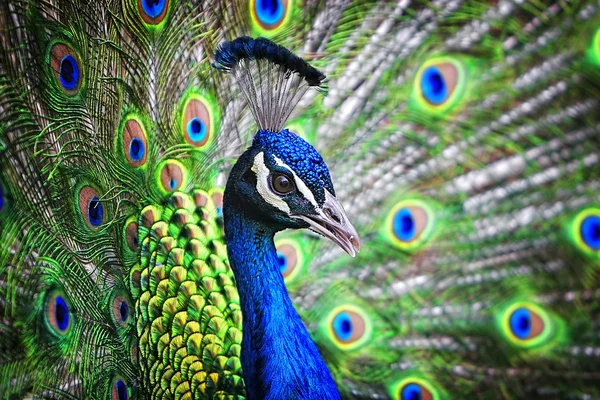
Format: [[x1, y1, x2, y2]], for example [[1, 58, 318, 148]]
[[252, 152, 291, 213], [272, 155, 319, 210]]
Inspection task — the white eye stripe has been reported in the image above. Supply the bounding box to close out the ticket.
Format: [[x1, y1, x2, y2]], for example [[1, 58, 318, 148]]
[[252, 152, 290, 213], [272, 155, 318, 209]]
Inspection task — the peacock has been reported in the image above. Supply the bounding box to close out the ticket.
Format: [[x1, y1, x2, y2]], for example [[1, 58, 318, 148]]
[[1, 0, 600, 399]]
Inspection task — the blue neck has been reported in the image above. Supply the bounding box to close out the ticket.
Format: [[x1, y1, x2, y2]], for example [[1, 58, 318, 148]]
[[224, 206, 340, 400]]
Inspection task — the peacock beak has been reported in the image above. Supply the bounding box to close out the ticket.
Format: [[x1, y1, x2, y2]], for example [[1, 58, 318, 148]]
[[292, 191, 361, 257]]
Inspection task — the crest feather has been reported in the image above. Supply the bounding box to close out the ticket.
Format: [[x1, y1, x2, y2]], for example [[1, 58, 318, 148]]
[[213, 36, 326, 131]]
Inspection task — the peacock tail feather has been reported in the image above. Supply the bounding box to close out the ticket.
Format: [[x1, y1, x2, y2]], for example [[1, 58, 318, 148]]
[[1, 0, 600, 399]]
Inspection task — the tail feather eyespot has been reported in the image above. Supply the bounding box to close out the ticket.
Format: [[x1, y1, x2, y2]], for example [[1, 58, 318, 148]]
[[275, 238, 305, 282], [390, 378, 439, 400], [250, 0, 292, 35], [412, 57, 466, 114], [566, 207, 600, 258], [385, 199, 436, 251], [45, 290, 73, 337], [48, 42, 82, 95], [138, 0, 169, 25], [78, 186, 105, 229], [498, 302, 556, 348], [324, 305, 372, 351], [180, 92, 218, 149]]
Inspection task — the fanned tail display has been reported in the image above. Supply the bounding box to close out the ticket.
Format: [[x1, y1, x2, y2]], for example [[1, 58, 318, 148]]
[[1, 0, 600, 399]]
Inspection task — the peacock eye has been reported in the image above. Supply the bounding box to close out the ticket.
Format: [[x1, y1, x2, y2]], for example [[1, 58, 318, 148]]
[[49, 42, 83, 96], [111, 293, 132, 328], [111, 377, 129, 400], [45, 290, 73, 337], [325, 305, 373, 351], [271, 174, 295, 195], [498, 301, 555, 348], [392, 378, 438, 400]]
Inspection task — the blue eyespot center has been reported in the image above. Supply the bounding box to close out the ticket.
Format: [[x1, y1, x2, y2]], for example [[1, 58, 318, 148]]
[[169, 178, 177, 190], [119, 301, 129, 322], [59, 55, 79, 91], [88, 196, 104, 226], [581, 215, 600, 250], [401, 383, 422, 400], [129, 137, 145, 162], [421, 66, 447, 105], [276, 252, 287, 272], [187, 118, 207, 143], [509, 308, 532, 340], [54, 296, 69, 331], [142, 0, 165, 18], [393, 208, 416, 242], [116, 380, 128, 400], [256, 0, 284, 25], [0, 183, 4, 211], [333, 312, 353, 341]]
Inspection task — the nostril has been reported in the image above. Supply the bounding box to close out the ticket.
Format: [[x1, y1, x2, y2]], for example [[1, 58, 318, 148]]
[[325, 207, 341, 224]]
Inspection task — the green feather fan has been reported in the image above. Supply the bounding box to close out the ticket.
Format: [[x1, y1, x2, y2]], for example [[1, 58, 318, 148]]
[[1, 0, 600, 399]]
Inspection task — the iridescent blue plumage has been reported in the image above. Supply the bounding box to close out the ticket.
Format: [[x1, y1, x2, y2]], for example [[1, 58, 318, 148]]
[[128, 138, 145, 162], [140, 0, 166, 19], [420, 66, 447, 105], [224, 206, 341, 399], [509, 308, 533, 340], [223, 126, 359, 399], [255, 0, 284, 26], [54, 296, 69, 332], [59, 55, 79, 91], [87, 197, 104, 227], [187, 118, 207, 143], [254, 129, 334, 203], [581, 215, 600, 250], [333, 312, 354, 341], [217, 37, 358, 399], [393, 208, 416, 242]]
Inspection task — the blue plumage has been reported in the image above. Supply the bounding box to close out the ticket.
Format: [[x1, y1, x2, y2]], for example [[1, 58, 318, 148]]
[[187, 118, 207, 143], [140, 0, 166, 19], [255, 0, 284, 25], [223, 125, 355, 398], [59, 55, 79, 91], [332, 312, 354, 341], [581, 215, 600, 250], [118, 301, 129, 323], [128, 138, 145, 162], [217, 36, 361, 398], [401, 383, 424, 400], [509, 308, 533, 340], [224, 210, 341, 400], [420, 66, 447, 105], [254, 129, 334, 203], [54, 296, 70, 331], [392, 208, 416, 242], [87, 197, 104, 227], [115, 379, 128, 400]]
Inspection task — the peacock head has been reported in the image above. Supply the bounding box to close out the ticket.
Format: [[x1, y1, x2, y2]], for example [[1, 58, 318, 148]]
[[225, 128, 360, 256]]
